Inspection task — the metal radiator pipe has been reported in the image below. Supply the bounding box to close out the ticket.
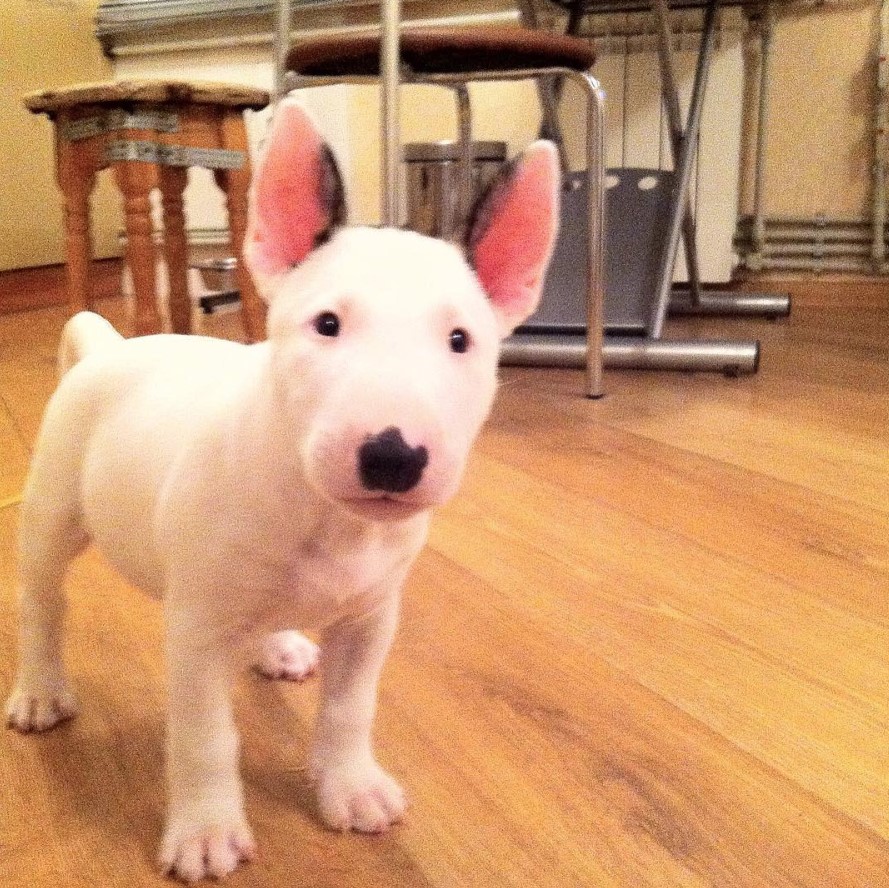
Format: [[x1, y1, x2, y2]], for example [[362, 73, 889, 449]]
[[746, 215, 879, 228], [741, 221, 887, 239], [740, 228, 884, 244], [756, 242, 878, 257], [501, 336, 760, 375], [873, 0, 889, 268], [750, 256, 876, 273], [750, 3, 775, 262]]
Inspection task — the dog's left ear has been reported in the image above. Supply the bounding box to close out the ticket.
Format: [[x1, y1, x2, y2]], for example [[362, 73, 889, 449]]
[[245, 98, 347, 298], [465, 141, 560, 337]]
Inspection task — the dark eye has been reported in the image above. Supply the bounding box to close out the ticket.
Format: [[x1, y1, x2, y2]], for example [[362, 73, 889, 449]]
[[449, 328, 470, 354], [314, 311, 340, 337]]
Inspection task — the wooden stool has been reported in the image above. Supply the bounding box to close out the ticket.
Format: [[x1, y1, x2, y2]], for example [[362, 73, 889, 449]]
[[24, 80, 270, 341]]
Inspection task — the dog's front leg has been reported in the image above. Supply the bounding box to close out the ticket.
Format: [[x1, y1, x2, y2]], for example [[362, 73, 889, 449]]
[[159, 609, 256, 882], [309, 589, 407, 834]]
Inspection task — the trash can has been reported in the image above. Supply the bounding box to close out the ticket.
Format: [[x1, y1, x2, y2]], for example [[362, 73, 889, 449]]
[[404, 140, 507, 241]]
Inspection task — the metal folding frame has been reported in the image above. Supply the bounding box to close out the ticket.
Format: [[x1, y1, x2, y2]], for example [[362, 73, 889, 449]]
[[641, 0, 790, 331]]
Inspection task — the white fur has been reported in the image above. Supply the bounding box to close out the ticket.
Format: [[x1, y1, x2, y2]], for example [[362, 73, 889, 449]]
[[7, 94, 559, 881], [6, 227, 509, 882]]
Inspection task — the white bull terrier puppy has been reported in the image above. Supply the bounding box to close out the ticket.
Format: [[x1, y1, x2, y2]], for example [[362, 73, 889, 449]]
[[6, 99, 560, 882]]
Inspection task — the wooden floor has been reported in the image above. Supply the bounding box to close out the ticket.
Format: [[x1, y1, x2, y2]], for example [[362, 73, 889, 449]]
[[1, 281, 887, 887]]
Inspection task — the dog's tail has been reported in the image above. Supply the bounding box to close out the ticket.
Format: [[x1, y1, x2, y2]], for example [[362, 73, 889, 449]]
[[58, 311, 123, 380]]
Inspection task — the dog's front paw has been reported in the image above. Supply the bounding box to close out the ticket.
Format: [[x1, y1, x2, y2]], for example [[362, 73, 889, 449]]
[[314, 760, 407, 834], [159, 818, 256, 883], [5, 677, 78, 733], [254, 630, 319, 682]]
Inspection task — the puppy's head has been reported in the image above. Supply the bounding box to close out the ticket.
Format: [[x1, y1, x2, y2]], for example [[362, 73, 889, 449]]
[[245, 99, 560, 523]]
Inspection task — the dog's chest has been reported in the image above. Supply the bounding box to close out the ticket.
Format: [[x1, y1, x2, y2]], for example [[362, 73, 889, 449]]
[[278, 518, 426, 620]]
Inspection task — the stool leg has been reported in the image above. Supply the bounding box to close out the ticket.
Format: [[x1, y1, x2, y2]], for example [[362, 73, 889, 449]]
[[56, 138, 97, 316], [113, 159, 162, 336], [158, 165, 192, 335], [217, 111, 266, 342]]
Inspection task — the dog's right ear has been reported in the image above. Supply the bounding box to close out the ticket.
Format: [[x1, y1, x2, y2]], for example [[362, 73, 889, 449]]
[[245, 98, 347, 299]]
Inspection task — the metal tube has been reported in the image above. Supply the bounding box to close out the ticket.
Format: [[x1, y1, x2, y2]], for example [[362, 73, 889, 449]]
[[273, 0, 291, 99], [739, 219, 887, 242], [649, 0, 720, 339], [873, 0, 889, 268], [290, 65, 599, 91], [753, 241, 877, 257], [501, 336, 760, 375], [668, 290, 790, 318], [454, 84, 474, 229], [747, 256, 876, 273], [653, 0, 703, 306], [571, 71, 607, 399], [751, 3, 775, 263], [744, 214, 879, 229], [380, 0, 401, 226]]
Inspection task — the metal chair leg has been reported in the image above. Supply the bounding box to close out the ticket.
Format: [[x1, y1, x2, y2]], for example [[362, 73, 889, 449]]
[[571, 71, 606, 399], [380, 0, 402, 226], [454, 84, 474, 230]]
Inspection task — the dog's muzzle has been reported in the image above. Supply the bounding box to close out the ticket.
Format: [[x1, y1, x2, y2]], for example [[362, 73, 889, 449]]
[[358, 427, 428, 494]]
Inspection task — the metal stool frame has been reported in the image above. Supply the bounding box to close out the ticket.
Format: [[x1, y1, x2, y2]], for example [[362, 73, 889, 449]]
[[275, 0, 607, 398]]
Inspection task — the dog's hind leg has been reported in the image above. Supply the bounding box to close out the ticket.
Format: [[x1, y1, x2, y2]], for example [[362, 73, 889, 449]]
[[253, 630, 319, 682], [6, 429, 89, 732]]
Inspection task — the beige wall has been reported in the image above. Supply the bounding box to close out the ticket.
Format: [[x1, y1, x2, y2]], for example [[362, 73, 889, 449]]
[[0, 0, 121, 271], [739, 4, 876, 221]]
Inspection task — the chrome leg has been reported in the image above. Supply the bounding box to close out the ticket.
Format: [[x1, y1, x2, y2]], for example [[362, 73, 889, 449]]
[[273, 0, 291, 100], [380, 0, 401, 226], [454, 84, 473, 230], [501, 335, 760, 376], [570, 71, 606, 399]]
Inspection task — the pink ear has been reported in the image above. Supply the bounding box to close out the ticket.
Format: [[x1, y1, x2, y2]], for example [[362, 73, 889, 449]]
[[466, 141, 560, 336], [245, 99, 346, 290]]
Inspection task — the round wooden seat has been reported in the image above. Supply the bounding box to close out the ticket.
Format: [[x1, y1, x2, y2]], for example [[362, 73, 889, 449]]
[[24, 79, 270, 116], [286, 27, 596, 78]]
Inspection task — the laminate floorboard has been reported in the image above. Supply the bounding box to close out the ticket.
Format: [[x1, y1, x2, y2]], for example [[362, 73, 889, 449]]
[[0, 287, 886, 887]]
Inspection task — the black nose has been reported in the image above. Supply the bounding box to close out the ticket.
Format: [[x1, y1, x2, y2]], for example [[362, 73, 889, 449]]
[[358, 427, 428, 494]]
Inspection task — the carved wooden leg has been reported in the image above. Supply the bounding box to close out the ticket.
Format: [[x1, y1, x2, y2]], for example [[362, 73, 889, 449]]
[[158, 165, 191, 334], [216, 111, 266, 342], [113, 159, 161, 336], [55, 137, 97, 316]]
